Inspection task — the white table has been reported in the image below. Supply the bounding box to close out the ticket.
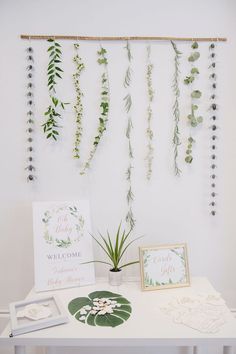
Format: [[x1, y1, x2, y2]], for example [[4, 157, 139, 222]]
[[1, 277, 236, 354]]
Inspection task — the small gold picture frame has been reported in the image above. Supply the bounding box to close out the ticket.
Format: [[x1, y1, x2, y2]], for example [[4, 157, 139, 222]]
[[139, 243, 190, 291]]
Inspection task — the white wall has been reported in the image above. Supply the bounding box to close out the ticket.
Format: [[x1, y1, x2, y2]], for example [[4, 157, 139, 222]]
[[0, 0, 236, 315]]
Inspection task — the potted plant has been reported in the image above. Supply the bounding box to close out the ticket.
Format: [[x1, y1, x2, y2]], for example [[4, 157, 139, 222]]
[[87, 223, 142, 286]]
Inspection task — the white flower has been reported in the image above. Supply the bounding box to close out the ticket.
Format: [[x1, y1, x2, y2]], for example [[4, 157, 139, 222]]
[[111, 300, 117, 305], [116, 303, 121, 307], [84, 305, 92, 310], [90, 310, 97, 315], [98, 310, 106, 315], [79, 316, 86, 321], [80, 309, 87, 315]]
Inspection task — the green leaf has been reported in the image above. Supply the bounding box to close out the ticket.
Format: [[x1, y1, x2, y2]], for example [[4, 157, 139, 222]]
[[47, 46, 55, 52], [188, 52, 200, 62], [68, 291, 131, 328], [191, 41, 198, 49], [88, 291, 122, 300], [191, 67, 199, 74], [55, 66, 63, 72], [68, 297, 92, 315], [191, 90, 202, 99], [185, 155, 193, 163]]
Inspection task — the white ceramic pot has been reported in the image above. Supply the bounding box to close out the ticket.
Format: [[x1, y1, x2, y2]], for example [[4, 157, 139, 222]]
[[108, 269, 122, 286]]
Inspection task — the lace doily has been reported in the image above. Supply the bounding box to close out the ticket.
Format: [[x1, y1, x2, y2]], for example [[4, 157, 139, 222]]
[[161, 293, 229, 333]]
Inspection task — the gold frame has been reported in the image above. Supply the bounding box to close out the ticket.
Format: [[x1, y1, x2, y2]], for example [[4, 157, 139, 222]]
[[139, 243, 190, 291]]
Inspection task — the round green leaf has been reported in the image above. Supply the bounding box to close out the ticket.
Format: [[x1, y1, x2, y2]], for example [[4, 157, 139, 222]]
[[191, 90, 202, 99], [185, 155, 193, 163], [68, 290, 132, 328]]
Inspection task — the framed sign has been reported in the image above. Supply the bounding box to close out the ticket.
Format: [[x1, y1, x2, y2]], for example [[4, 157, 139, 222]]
[[33, 200, 95, 291], [9, 295, 68, 336], [139, 244, 190, 291]]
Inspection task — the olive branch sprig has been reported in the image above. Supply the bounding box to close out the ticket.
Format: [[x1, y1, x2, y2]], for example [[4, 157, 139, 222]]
[[42, 39, 69, 141], [171, 41, 182, 176], [145, 45, 154, 180], [73, 43, 85, 159], [124, 41, 135, 231], [80, 47, 110, 175]]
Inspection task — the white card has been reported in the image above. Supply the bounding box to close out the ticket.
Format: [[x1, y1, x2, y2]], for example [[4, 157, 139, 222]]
[[33, 201, 95, 291]]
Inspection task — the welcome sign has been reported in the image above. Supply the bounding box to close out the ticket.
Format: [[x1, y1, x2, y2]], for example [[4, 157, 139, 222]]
[[139, 244, 190, 291], [33, 201, 95, 291]]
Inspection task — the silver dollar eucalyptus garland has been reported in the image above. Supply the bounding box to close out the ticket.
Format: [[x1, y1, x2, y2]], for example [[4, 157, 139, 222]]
[[25, 43, 36, 182], [124, 41, 135, 230]]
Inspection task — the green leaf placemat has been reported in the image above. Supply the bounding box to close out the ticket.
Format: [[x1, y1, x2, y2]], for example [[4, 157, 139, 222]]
[[68, 290, 132, 327]]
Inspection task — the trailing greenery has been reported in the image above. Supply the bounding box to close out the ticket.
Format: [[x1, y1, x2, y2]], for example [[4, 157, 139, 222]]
[[80, 47, 109, 175], [185, 136, 195, 163], [42, 39, 69, 141], [171, 41, 182, 176], [145, 45, 154, 180], [184, 41, 202, 164], [73, 43, 85, 159], [124, 41, 135, 230], [84, 223, 142, 271]]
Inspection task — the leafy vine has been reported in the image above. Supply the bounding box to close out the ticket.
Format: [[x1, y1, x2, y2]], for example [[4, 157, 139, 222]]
[[171, 41, 182, 176], [124, 41, 135, 230], [42, 39, 68, 141], [145, 45, 154, 180], [73, 43, 85, 159], [80, 47, 110, 175], [184, 42, 203, 163]]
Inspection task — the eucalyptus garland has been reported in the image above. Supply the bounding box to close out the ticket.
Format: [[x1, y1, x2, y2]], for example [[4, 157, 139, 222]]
[[209, 42, 218, 216], [145, 45, 154, 180], [73, 43, 85, 159], [171, 41, 182, 176], [184, 42, 203, 163], [42, 39, 68, 141], [80, 47, 110, 175], [25, 45, 36, 182], [124, 41, 135, 230]]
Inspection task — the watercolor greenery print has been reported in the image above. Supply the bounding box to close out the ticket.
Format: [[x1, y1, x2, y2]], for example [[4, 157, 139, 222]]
[[184, 42, 202, 163], [68, 291, 132, 327], [42, 39, 69, 141], [145, 45, 154, 180], [124, 41, 135, 230], [171, 41, 182, 176], [80, 47, 110, 175], [73, 43, 85, 159], [42, 205, 84, 248]]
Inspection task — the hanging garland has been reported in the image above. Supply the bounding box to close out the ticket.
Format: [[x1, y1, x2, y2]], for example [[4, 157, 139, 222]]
[[145, 45, 154, 180], [184, 42, 203, 163], [42, 39, 68, 141], [80, 47, 110, 175], [124, 41, 135, 230], [73, 43, 85, 159], [25, 45, 36, 182], [171, 41, 182, 176], [209, 42, 217, 216], [68, 290, 132, 327]]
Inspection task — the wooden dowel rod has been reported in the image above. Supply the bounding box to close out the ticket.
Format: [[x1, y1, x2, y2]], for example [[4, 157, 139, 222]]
[[20, 34, 227, 42]]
